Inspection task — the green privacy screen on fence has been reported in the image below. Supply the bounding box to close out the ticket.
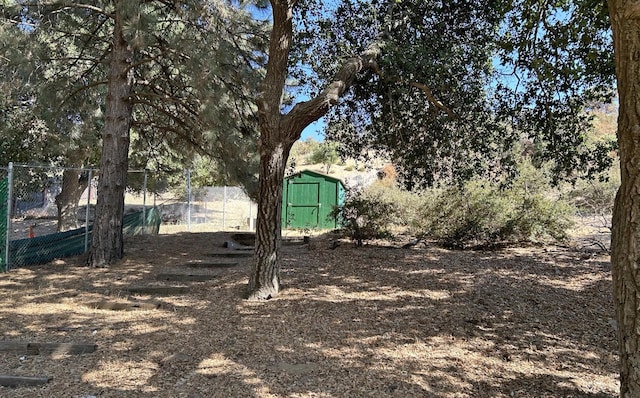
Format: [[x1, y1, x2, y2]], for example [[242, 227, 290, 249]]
[[0, 177, 7, 272], [7, 207, 161, 269]]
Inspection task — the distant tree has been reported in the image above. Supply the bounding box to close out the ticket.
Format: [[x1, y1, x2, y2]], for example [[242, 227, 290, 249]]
[[288, 137, 320, 167], [309, 141, 340, 173]]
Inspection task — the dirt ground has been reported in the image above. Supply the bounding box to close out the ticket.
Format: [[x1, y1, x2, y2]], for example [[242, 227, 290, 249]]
[[0, 231, 618, 397]]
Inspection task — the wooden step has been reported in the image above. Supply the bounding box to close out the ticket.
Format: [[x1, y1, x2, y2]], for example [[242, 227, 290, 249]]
[[184, 262, 238, 269], [230, 233, 309, 247], [205, 251, 252, 258], [127, 286, 190, 295], [86, 301, 161, 311], [0, 341, 96, 355], [156, 273, 217, 282], [0, 375, 52, 387]]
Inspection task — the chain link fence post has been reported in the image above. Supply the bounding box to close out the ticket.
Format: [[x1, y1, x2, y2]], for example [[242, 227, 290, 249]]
[[186, 168, 191, 232], [142, 169, 148, 235], [84, 169, 93, 252], [3, 163, 13, 271], [248, 196, 255, 231], [222, 186, 227, 229]]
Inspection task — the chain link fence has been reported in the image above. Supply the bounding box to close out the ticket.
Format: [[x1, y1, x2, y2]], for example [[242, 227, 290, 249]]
[[0, 163, 256, 271], [137, 170, 257, 233]]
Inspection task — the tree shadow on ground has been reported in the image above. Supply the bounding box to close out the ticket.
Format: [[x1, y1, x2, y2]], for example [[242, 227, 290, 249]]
[[0, 232, 618, 397]]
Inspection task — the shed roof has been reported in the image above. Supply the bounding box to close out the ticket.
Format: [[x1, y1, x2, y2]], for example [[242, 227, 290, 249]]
[[285, 169, 346, 187]]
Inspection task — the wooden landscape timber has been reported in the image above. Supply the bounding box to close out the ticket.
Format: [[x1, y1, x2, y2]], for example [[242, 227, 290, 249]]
[[156, 273, 218, 282], [126, 286, 190, 295], [184, 261, 239, 268], [0, 375, 52, 388], [205, 251, 253, 258], [0, 341, 97, 355], [84, 300, 162, 311]]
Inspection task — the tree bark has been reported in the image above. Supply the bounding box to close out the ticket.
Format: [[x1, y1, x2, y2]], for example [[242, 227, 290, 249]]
[[55, 169, 89, 232], [88, 4, 134, 267], [247, 0, 383, 299], [247, 139, 293, 300], [608, 1, 640, 396]]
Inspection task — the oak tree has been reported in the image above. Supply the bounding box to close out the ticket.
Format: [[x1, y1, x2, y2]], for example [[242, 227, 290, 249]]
[[248, 0, 615, 295], [608, 0, 640, 395], [254, 2, 640, 396]]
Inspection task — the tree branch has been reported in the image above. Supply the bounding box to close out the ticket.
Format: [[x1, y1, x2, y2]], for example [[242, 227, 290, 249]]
[[46, 3, 113, 19], [134, 121, 212, 158], [366, 58, 454, 118], [409, 82, 454, 118], [60, 80, 109, 106], [282, 41, 384, 140]]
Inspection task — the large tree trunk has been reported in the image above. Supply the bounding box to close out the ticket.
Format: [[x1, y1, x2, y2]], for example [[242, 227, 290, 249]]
[[247, 139, 294, 300], [608, 1, 640, 396], [247, 0, 383, 299], [55, 169, 88, 232], [88, 5, 134, 267]]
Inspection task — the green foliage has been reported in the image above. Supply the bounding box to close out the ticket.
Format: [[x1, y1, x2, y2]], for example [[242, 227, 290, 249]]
[[0, 18, 62, 166], [309, 141, 340, 173], [3, 1, 264, 194], [294, 0, 616, 189], [416, 184, 512, 247], [413, 163, 574, 247], [331, 186, 398, 243], [334, 161, 575, 248]]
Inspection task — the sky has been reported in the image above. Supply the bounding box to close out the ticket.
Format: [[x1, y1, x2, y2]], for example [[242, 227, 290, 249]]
[[301, 119, 325, 141]]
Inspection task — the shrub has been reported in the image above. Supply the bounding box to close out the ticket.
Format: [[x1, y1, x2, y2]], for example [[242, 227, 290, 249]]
[[363, 183, 421, 227], [413, 183, 512, 247], [333, 161, 575, 248], [567, 168, 619, 217], [331, 185, 400, 245], [412, 163, 574, 247]]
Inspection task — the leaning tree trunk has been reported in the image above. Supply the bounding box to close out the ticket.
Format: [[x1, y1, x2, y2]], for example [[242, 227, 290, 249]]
[[247, 0, 383, 300], [88, 5, 134, 267], [55, 169, 89, 232], [608, 1, 640, 396]]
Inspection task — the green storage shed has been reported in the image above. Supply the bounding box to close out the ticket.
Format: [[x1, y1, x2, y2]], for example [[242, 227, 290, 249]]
[[282, 170, 346, 230]]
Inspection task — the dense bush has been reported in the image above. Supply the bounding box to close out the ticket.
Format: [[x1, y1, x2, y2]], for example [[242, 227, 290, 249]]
[[414, 183, 512, 247], [413, 163, 574, 247], [331, 186, 398, 245], [334, 161, 575, 248]]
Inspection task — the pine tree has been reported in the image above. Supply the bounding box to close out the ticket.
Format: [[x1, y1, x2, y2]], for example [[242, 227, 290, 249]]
[[4, 0, 265, 262]]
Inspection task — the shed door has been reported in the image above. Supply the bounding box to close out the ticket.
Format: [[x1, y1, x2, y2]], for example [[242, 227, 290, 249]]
[[286, 182, 320, 229]]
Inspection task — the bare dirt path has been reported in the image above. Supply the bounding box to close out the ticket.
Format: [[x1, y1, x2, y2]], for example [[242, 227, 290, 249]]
[[0, 232, 617, 397]]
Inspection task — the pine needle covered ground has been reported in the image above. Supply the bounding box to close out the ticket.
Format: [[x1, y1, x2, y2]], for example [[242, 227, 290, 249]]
[[0, 232, 617, 397]]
